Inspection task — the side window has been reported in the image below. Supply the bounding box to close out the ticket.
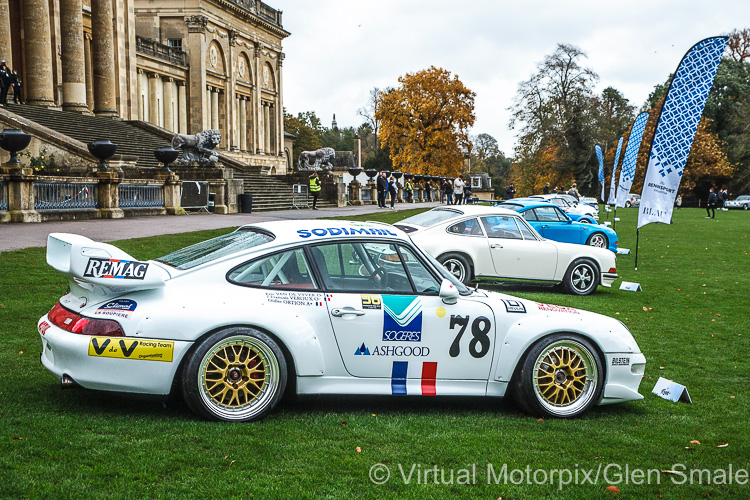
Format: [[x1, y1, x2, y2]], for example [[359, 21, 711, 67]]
[[523, 210, 538, 221], [534, 206, 563, 222], [228, 248, 317, 289], [446, 218, 484, 236], [310, 242, 414, 293], [516, 218, 537, 240], [480, 216, 523, 239], [397, 246, 441, 294]]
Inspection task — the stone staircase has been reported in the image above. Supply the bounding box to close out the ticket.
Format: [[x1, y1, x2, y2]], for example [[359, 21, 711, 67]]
[[232, 171, 337, 211]]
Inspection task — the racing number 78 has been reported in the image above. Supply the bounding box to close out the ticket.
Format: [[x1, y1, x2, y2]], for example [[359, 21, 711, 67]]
[[449, 315, 491, 358]]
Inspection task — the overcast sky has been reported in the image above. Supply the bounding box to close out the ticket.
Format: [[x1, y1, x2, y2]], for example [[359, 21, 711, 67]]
[[273, 0, 749, 155]]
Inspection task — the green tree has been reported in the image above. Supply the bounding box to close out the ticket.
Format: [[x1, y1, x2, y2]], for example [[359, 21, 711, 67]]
[[283, 111, 322, 166]]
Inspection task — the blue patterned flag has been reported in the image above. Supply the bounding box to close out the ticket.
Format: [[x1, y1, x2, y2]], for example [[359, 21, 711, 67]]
[[638, 37, 728, 228], [608, 137, 623, 204], [596, 145, 604, 200], [615, 112, 649, 208]]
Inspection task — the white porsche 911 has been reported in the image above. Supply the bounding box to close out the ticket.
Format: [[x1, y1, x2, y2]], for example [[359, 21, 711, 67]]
[[37, 220, 644, 422], [394, 206, 618, 295]]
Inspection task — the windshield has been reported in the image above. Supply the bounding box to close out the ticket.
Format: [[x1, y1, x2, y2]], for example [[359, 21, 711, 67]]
[[156, 228, 274, 270], [400, 208, 465, 227]]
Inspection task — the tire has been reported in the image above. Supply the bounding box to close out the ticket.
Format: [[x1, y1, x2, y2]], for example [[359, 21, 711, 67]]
[[586, 232, 608, 249], [625, 201, 631, 208], [182, 327, 287, 422], [512, 334, 604, 418], [563, 258, 600, 295], [744, 204, 748, 211], [438, 253, 472, 285]]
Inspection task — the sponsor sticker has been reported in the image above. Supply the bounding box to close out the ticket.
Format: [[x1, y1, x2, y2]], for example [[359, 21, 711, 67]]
[[361, 294, 382, 310], [83, 258, 149, 280], [297, 227, 399, 238], [502, 299, 526, 314], [391, 361, 438, 396], [354, 343, 430, 357], [382, 295, 422, 342], [38, 321, 51, 335], [612, 357, 630, 366], [265, 291, 330, 307], [95, 299, 137, 319], [537, 303, 580, 315], [88, 337, 174, 362]]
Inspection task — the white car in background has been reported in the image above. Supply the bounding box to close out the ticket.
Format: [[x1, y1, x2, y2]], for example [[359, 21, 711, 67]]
[[37, 221, 644, 421], [394, 206, 618, 295], [530, 194, 599, 223], [725, 195, 750, 210]]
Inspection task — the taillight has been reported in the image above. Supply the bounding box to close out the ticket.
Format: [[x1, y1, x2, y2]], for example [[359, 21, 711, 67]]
[[47, 302, 125, 337], [608, 267, 617, 274]]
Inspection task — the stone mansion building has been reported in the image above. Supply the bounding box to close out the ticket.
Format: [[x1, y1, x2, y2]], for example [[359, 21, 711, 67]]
[[0, 0, 291, 173]]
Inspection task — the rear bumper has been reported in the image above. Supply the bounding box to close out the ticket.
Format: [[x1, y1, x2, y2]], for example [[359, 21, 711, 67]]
[[601, 272, 619, 288]]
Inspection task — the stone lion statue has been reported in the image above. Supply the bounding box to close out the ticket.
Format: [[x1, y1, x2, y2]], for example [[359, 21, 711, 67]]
[[298, 147, 335, 171], [171, 129, 222, 164]]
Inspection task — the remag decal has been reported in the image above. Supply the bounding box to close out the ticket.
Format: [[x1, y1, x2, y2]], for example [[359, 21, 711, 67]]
[[83, 258, 149, 280]]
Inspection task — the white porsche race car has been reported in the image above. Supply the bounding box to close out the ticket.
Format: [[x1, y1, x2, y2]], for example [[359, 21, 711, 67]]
[[37, 220, 645, 422]]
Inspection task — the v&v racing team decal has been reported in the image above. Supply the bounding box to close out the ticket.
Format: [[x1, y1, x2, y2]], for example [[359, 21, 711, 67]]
[[88, 337, 174, 362], [94, 299, 137, 319], [382, 295, 422, 342], [83, 258, 149, 280]]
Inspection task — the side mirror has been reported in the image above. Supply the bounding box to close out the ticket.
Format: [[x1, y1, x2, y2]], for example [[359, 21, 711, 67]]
[[439, 279, 459, 305]]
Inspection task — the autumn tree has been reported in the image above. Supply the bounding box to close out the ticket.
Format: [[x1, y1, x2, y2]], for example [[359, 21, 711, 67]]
[[376, 66, 475, 176]]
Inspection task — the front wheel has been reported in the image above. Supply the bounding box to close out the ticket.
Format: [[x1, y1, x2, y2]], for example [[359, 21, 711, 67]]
[[512, 334, 604, 418], [625, 201, 631, 208], [744, 204, 748, 211], [182, 327, 287, 422], [438, 253, 472, 285], [586, 232, 608, 249], [563, 258, 600, 295]]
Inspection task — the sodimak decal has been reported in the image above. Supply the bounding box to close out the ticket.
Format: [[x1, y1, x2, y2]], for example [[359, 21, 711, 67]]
[[95, 299, 137, 319], [361, 294, 382, 310], [354, 343, 430, 357], [537, 303, 580, 315], [83, 258, 149, 280], [382, 295, 422, 342], [88, 337, 174, 362], [296, 227, 399, 238], [502, 299, 526, 314]]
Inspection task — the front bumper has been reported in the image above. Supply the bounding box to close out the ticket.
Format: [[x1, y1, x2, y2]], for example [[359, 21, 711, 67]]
[[599, 352, 646, 405], [38, 315, 191, 395], [601, 272, 619, 288]]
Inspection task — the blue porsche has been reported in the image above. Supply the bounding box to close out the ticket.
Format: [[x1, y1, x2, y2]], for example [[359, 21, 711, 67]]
[[495, 199, 619, 253]]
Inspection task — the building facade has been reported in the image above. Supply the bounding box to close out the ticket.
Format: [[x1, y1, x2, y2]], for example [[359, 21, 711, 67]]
[[0, 0, 289, 173]]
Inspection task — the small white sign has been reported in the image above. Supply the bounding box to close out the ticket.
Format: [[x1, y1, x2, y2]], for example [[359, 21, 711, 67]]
[[619, 281, 642, 291], [616, 248, 631, 255], [603, 221, 612, 226], [652, 377, 692, 403]]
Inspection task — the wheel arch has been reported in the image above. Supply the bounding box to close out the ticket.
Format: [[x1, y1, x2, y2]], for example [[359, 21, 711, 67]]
[[436, 250, 475, 278]]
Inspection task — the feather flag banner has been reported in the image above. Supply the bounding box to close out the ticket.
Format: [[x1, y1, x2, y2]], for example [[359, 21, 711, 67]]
[[616, 112, 649, 208], [638, 37, 728, 228], [608, 137, 623, 205], [596, 145, 605, 201]]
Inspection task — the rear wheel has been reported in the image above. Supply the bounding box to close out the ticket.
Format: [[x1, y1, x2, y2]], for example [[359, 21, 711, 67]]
[[438, 253, 471, 285], [512, 334, 604, 418], [625, 201, 631, 208], [563, 258, 599, 295], [182, 327, 287, 422], [744, 204, 748, 211], [586, 232, 608, 249]]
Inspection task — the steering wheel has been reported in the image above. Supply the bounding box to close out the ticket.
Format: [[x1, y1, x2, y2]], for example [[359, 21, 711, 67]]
[[369, 267, 389, 289]]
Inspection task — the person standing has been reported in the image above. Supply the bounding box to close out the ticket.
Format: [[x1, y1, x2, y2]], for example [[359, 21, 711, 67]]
[[706, 188, 717, 219], [308, 171, 321, 210], [464, 185, 472, 204], [376, 171, 388, 208], [425, 180, 433, 202], [567, 183, 579, 200], [0, 62, 10, 106], [388, 175, 398, 209], [453, 175, 465, 205], [504, 183, 515, 200], [720, 188, 729, 211], [444, 179, 453, 205], [10, 70, 22, 104], [675, 195, 682, 210], [439, 179, 446, 204], [404, 177, 413, 203], [543, 182, 551, 195]]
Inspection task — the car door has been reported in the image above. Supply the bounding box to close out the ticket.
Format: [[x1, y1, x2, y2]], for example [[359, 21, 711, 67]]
[[310, 240, 496, 391], [532, 206, 585, 244], [480, 215, 558, 280]]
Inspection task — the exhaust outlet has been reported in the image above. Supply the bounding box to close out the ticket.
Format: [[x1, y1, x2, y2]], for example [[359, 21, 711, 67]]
[[61, 374, 80, 389]]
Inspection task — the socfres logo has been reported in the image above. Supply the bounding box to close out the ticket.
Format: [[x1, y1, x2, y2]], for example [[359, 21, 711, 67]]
[[83, 258, 149, 280], [354, 343, 430, 357], [382, 295, 422, 342]]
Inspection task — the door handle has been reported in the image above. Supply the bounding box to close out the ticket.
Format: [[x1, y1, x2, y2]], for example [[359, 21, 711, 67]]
[[490, 243, 503, 249], [331, 308, 366, 317], [542, 225, 550, 228]]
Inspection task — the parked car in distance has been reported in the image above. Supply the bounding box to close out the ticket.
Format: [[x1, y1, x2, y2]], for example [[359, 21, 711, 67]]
[[724, 195, 750, 210], [579, 196, 599, 209], [624, 194, 640, 208], [395, 206, 619, 295], [529, 194, 599, 221], [496, 199, 618, 253], [37, 221, 644, 421]]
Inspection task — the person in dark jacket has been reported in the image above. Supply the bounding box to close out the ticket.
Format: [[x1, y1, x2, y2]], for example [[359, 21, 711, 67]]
[[10, 69, 22, 104], [376, 171, 388, 208], [443, 179, 453, 205], [706, 188, 718, 219], [0, 62, 11, 105], [543, 182, 550, 194], [505, 183, 516, 200], [388, 175, 398, 209]]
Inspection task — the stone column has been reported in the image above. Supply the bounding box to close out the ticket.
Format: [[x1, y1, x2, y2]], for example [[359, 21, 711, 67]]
[[264, 103, 271, 153], [239, 97, 247, 151], [23, 0, 55, 107], [0, 0, 13, 69], [91, 0, 117, 116], [148, 73, 159, 125], [163, 77, 174, 132], [211, 89, 219, 130], [205, 87, 212, 130], [269, 103, 276, 154], [1, 163, 40, 223], [96, 170, 123, 219], [60, 0, 88, 113], [349, 179, 363, 206], [84, 33, 94, 111], [177, 82, 188, 134]]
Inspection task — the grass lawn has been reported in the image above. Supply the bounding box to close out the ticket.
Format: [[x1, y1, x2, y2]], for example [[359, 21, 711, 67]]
[[1, 207, 748, 498]]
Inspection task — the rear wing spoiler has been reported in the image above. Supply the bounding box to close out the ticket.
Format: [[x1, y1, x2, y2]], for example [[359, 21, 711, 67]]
[[47, 233, 167, 293]]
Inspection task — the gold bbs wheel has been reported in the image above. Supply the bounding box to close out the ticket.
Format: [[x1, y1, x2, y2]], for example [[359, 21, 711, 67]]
[[513, 335, 603, 418], [183, 328, 286, 422]]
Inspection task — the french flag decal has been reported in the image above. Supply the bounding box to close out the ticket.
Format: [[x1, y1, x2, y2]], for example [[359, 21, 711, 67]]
[[391, 361, 437, 396], [316, 294, 333, 306]]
